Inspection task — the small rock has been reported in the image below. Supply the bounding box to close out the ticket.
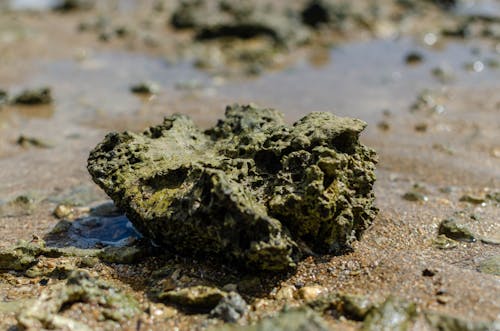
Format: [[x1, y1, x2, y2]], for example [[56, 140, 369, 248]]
[[12, 87, 52, 105], [422, 268, 437, 277], [478, 255, 500, 276], [130, 81, 160, 95], [414, 122, 428, 132], [438, 219, 476, 243], [0, 247, 38, 271], [52, 0, 95, 11], [275, 285, 296, 301], [405, 52, 424, 65], [362, 296, 417, 331], [158, 277, 177, 292], [491, 147, 500, 158], [210, 292, 247, 322], [298, 285, 326, 302], [16, 135, 52, 149], [17, 269, 139, 329], [53, 204, 74, 219], [98, 245, 144, 264], [338, 293, 373, 321], [459, 194, 486, 204], [0, 195, 38, 218], [433, 234, 458, 250], [159, 285, 226, 311], [480, 236, 500, 245], [402, 191, 428, 202]]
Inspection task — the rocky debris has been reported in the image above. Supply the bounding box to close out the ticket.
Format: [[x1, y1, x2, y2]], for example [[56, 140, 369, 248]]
[[0, 239, 110, 275], [16, 135, 53, 148], [402, 184, 429, 202], [53, 204, 74, 219], [459, 194, 486, 204], [274, 285, 296, 301], [214, 307, 330, 331], [52, 0, 95, 12], [478, 255, 500, 276], [98, 244, 149, 264], [16, 270, 139, 330], [0, 244, 39, 271], [301, 0, 351, 28], [405, 51, 424, 65], [170, 0, 309, 48], [297, 285, 326, 302], [337, 293, 373, 321], [87, 104, 378, 271], [307, 292, 374, 321], [130, 81, 161, 95], [438, 218, 476, 243], [362, 296, 417, 331], [210, 292, 247, 322], [0, 194, 38, 218], [159, 285, 227, 311], [433, 234, 459, 250], [11, 87, 52, 105]]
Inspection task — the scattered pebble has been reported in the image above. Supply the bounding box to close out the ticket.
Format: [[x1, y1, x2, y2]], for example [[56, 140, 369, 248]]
[[53, 204, 74, 219], [405, 51, 424, 65], [12, 87, 52, 105], [210, 292, 247, 322], [438, 218, 476, 243], [275, 285, 296, 301], [297, 285, 326, 302], [158, 285, 226, 311], [402, 191, 428, 202], [433, 234, 458, 250], [422, 268, 437, 277], [16, 135, 53, 149], [363, 296, 417, 331], [130, 81, 160, 95], [459, 194, 486, 204]]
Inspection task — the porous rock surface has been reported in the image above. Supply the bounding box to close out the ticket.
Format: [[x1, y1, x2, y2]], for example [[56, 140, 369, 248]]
[[88, 104, 377, 271]]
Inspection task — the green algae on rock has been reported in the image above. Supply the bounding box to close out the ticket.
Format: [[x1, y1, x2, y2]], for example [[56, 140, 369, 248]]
[[88, 104, 377, 271], [17, 269, 139, 330], [159, 285, 227, 311]]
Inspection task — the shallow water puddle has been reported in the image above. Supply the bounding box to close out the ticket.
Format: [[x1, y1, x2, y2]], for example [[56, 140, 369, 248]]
[[67, 214, 141, 249], [221, 37, 500, 123], [7, 0, 59, 11]]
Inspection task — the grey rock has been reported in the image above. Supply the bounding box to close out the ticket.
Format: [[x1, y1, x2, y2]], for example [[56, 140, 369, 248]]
[[210, 292, 247, 322]]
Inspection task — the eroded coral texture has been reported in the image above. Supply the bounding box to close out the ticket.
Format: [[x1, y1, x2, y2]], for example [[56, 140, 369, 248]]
[[88, 104, 377, 271]]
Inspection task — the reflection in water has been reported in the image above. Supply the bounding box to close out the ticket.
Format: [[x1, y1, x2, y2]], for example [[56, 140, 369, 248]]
[[8, 0, 59, 10], [68, 214, 142, 249]]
